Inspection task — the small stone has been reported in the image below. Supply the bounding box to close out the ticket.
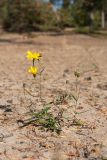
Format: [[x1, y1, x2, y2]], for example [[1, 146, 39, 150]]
[[64, 69, 69, 74], [22, 155, 28, 159], [0, 104, 11, 112], [7, 100, 13, 104], [85, 76, 92, 81], [4, 108, 12, 112], [66, 80, 69, 84], [97, 83, 107, 90], [0, 105, 9, 110], [0, 133, 4, 142], [20, 141, 24, 144]]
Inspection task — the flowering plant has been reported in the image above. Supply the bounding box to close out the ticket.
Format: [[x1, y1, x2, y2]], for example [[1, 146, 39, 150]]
[[26, 51, 42, 78]]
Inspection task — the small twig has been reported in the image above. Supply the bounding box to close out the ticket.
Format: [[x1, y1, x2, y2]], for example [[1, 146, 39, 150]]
[[23, 84, 37, 97], [17, 117, 39, 128]]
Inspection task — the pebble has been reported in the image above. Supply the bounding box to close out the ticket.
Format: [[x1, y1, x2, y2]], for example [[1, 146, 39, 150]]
[[0, 133, 4, 142], [97, 83, 107, 90]]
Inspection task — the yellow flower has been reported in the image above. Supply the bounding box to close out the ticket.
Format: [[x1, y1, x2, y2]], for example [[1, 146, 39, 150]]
[[26, 51, 42, 60], [28, 66, 38, 77]]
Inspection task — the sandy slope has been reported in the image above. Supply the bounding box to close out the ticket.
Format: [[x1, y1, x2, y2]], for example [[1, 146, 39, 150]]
[[0, 32, 107, 160]]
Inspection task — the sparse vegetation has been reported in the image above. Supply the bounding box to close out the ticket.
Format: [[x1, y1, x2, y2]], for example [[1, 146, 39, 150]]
[[0, 32, 107, 159], [0, 1, 107, 159]]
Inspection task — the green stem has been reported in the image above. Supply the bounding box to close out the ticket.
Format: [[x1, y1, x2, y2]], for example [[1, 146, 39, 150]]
[[38, 60, 42, 101], [33, 59, 35, 67]]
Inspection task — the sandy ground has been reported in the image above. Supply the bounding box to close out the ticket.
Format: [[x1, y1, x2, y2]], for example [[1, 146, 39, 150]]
[[0, 32, 107, 160]]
